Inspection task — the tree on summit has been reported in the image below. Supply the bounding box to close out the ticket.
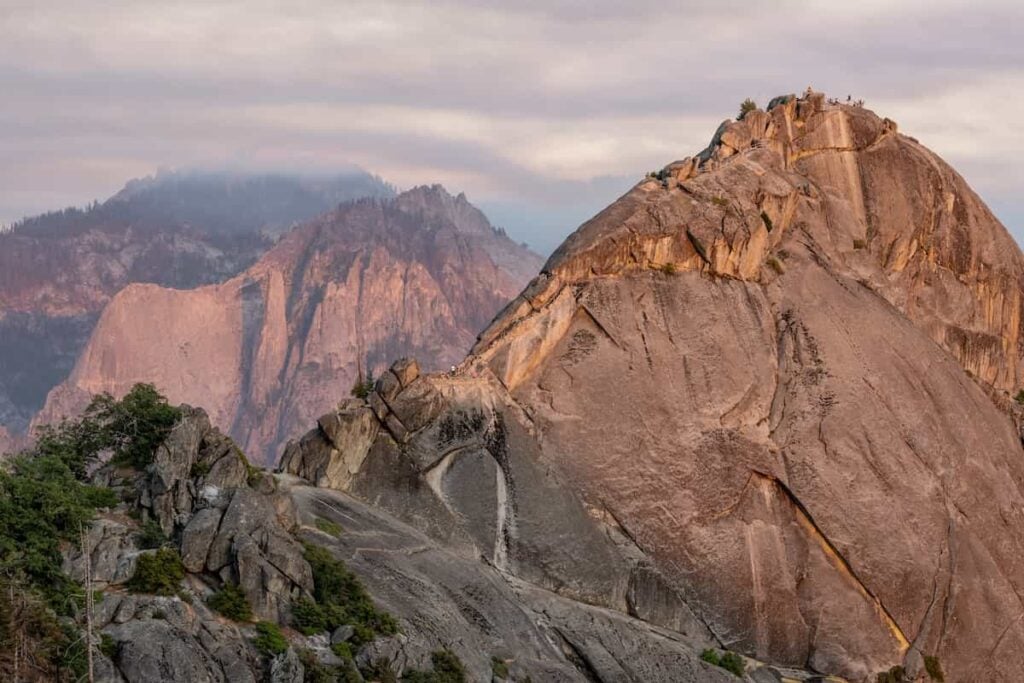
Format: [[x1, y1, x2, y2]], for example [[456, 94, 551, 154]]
[[738, 98, 757, 120]]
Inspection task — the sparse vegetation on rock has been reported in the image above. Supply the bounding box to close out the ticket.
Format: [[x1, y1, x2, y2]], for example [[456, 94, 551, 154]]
[[924, 655, 945, 682], [252, 620, 288, 656], [351, 372, 376, 399], [207, 582, 253, 621], [402, 649, 467, 683], [292, 544, 397, 645], [738, 98, 758, 120], [128, 547, 185, 595], [701, 649, 744, 677]]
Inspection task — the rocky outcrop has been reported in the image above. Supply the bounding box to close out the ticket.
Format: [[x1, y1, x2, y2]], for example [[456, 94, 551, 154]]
[[281, 92, 1024, 682], [65, 401, 818, 683], [0, 170, 393, 435], [40, 186, 543, 464]]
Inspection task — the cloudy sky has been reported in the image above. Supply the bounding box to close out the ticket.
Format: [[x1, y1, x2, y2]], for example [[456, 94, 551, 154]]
[[2, 0, 1022, 253]]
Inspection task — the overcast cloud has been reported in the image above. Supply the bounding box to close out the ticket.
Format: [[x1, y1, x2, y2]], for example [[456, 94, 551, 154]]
[[1, 0, 1022, 252]]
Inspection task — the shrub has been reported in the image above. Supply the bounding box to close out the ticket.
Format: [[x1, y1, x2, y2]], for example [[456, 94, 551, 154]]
[[491, 655, 510, 679], [876, 665, 907, 683], [737, 98, 758, 120], [99, 633, 118, 659], [136, 518, 167, 550], [351, 372, 375, 399], [711, 195, 730, 208], [300, 543, 398, 643], [128, 548, 184, 595], [151, 609, 166, 620], [760, 211, 774, 232], [853, 239, 867, 249], [767, 257, 784, 275], [252, 621, 288, 656], [659, 262, 677, 276], [719, 651, 745, 677], [332, 641, 354, 660], [923, 655, 944, 682], [402, 649, 466, 683], [701, 649, 744, 677], [298, 646, 362, 683], [1014, 389, 1024, 405], [315, 518, 343, 538], [291, 596, 328, 635], [190, 460, 211, 478], [208, 582, 252, 622], [0, 451, 118, 608], [362, 657, 399, 683]]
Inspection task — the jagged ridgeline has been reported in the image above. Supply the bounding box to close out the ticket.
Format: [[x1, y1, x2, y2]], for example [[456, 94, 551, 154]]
[[7, 90, 1024, 682]]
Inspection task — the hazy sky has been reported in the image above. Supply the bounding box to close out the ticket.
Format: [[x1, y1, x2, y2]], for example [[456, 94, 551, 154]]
[[2, 0, 1022, 253]]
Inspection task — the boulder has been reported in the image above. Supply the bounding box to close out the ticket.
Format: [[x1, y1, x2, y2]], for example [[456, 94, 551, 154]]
[[269, 649, 305, 683], [181, 507, 224, 572], [105, 620, 225, 683]]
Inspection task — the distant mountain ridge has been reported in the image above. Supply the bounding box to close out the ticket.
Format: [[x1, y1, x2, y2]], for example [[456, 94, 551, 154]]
[[37, 185, 543, 464], [0, 170, 394, 433]]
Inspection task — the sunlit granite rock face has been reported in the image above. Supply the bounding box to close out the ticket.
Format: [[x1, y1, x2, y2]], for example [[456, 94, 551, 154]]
[[39, 186, 542, 465], [282, 92, 1024, 681]]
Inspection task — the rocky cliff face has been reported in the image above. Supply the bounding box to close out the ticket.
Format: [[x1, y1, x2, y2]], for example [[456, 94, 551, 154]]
[[281, 92, 1024, 682], [67, 405, 796, 683], [0, 170, 393, 434], [40, 187, 543, 465]]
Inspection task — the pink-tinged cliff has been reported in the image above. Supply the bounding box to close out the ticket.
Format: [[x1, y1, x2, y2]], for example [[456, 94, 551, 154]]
[[281, 92, 1024, 682], [38, 186, 542, 464]]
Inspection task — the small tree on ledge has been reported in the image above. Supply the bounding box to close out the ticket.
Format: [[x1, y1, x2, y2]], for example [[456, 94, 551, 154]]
[[738, 98, 757, 120]]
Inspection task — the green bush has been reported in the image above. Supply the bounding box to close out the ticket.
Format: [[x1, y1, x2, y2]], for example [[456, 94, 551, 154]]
[[99, 633, 118, 659], [253, 621, 288, 656], [362, 657, 399, 683], [0, 385, 180, 679], [297, 646, 363, 683], [0, 450, 118, 608], [190, 460, 211, 478], [701, 649, 744, 677], [718, 651, 745, 677], [853, 238, 867, 250], [1014, 389, 1024, 405], [351, 372, 375, 399], [923, 656, 944, 682], [294, 544, 398, 645], [876, 665, 907, 683], [332, 641, 354, 660], [402, 649, 467, 683], [136, 518, 167, 550], [315, 518, 343, 537], [291, 596, 328, 635], [491, 655, 510, 679], [128, 548, 184, 595], [208, 582, 252, 622], [767, 257, 784, 275], [737, 98, 757, 120], [659, 262, 677, 276]]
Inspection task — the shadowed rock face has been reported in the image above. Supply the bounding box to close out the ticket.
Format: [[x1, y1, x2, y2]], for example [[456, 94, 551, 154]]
[[282, 93, 1024, 681], [0, 170, 394, 434], [39, 186, 543, 465]]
